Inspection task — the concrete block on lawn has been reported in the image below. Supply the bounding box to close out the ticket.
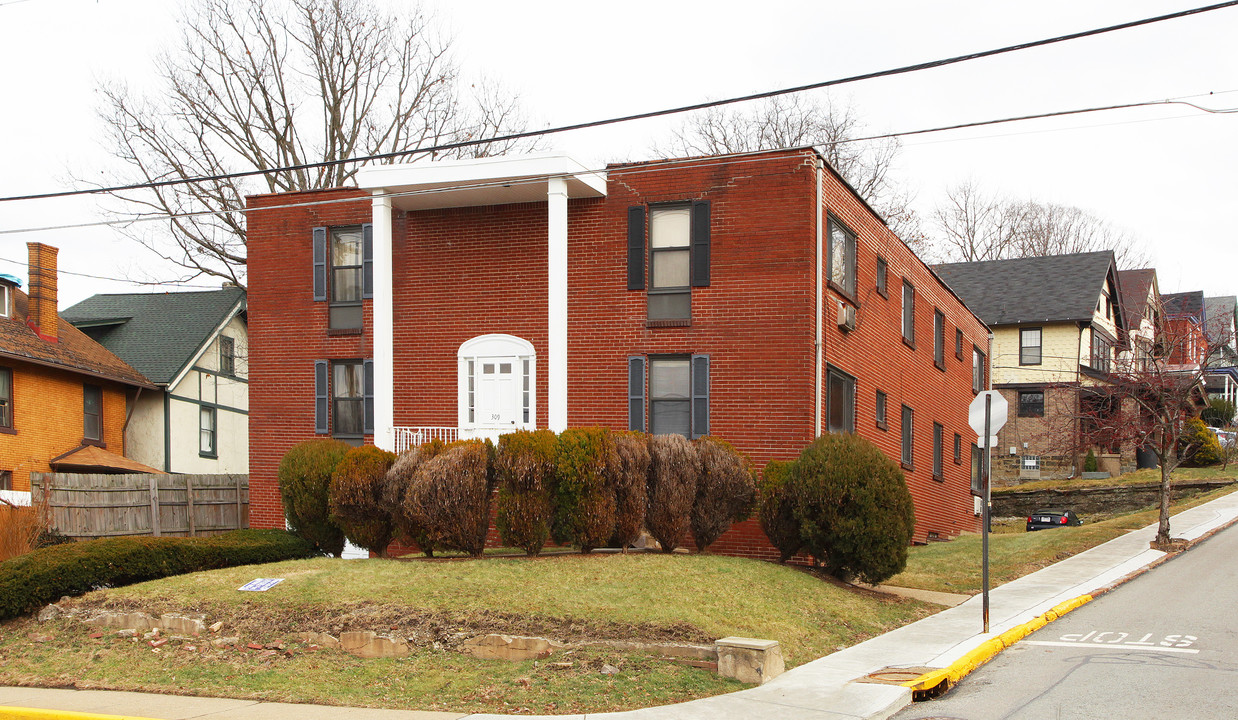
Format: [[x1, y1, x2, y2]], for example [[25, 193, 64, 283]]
[[340, 630, 409, 658], [463, 634, 567, 661], [715, 637, 785, 684]]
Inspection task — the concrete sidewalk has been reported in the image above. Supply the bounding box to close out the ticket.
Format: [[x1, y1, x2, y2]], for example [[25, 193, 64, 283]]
[[5, 490, 1238, 720]]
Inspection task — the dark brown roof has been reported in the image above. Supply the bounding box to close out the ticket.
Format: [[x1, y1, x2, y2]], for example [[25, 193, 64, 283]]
[[1117, 268, 1157, 327], [0, 289, 154, 389]]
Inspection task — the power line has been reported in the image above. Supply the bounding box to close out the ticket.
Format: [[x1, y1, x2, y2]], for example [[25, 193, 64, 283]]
[[1, 93, 1229, 239], [2, 0, 1235, 205]]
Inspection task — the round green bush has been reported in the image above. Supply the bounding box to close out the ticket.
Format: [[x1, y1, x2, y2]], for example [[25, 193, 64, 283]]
[[757, 459, 801, 563], [278, 439, 351, 557], [792, 433, 915, 584], [330, 445, 398, 557]]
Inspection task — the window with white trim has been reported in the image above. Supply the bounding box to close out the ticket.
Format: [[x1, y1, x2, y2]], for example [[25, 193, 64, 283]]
[[200, 406, 217, 458]]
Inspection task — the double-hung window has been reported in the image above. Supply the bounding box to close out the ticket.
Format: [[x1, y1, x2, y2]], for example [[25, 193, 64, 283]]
[[902, 281, 916, 346], [0, 367, 11, 430], [901, 405, 914, 469], [875, 389, 888, 430], [627, 202, 711, 322], [200, 406, 217, 458], [1020, 328, 1042, 365], [827, 217, 857, 298], [876, 257, 888, 297], [1019, 390, 1045, 417], [313, 225, 373, 330], [827, 366, 856, 434], [628, 355, 710, 438], [220, 336, 236, 375], [934, 309, 946, 369], [973, 347, 986, 393], [314, 359, 374, 443], [933, 422, 944, 480], [956, 328, 964, 361], [83, 384, 102, 443]]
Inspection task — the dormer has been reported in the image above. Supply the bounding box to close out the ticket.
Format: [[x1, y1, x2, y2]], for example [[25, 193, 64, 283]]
[[0, 273, 19, 319]]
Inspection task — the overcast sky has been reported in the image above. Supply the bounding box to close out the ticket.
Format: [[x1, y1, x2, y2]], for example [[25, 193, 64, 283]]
[[1, 0, 1234, 308]]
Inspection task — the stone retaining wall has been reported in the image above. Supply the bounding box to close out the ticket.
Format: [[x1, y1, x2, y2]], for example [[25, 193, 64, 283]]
[[992, 479, 1236, 517]]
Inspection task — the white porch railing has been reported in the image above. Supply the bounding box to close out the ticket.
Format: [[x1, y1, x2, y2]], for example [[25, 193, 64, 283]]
[[392, 426, 460, 454]]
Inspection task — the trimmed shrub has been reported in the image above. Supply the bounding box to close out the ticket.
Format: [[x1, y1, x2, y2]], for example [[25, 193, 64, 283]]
[[691, 436, 757, 552], [383, 440, 448, 556], [645, 434, 698, 553], [757, 459, 801, 563], [0, 529, 315, 622], [1180, 417, 1224, 467], [329, 445, 398, 557], [495, 429, 558, 556], [405, 440, 494, 557], [1201, 398, 1235, 428], [608, 431, 651, 551], [553, 427, 616, 553], [278, 439, 351, 557], [793, 433, 916, 584], [1083, 448, 1099, 473]]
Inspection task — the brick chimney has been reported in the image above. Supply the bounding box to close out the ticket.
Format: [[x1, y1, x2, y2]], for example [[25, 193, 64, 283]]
[[26, 242, 59, 343]]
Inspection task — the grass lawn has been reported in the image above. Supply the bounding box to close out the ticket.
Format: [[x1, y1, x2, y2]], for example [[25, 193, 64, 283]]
[[996, 465, 1237, 492], [887, 481, 1238, 595], [0, 553, 934, 714]]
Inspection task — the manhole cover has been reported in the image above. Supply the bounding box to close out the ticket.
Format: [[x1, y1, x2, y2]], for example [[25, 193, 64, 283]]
[[856, 666, 937, 685]]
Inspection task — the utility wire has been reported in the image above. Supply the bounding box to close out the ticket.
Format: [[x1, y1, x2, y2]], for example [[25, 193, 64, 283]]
[[2, 93, 1230, 238], [2, 0, 1235, 205]]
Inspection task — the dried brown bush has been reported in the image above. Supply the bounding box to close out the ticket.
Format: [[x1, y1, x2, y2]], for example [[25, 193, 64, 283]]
[[691, 436, 757, 552], [404, 440, 494, 557], [0, 498, 47, 562], [383, 440, 447, 556], [608, 431, 651, 551], [645, 434, 698, 553], [494, 429, 557, 555], [329, 445, 398, 557]]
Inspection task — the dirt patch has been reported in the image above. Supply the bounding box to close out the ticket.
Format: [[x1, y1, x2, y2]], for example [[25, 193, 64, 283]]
[[61, 596, 712, 650]]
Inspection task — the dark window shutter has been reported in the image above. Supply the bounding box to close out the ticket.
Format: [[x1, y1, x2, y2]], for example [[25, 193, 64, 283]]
[[627, 206, 646, 290], [691, 354, 710, 438], [362, 223, 374, 299], [314, 360, 328, 434], [312, 227, 327, 301], [628, 356, 645, 432], [363, 358, 375, 435], [690, 200, 711, 287]]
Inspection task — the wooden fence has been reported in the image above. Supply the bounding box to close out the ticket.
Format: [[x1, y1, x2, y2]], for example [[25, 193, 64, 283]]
[[30, 473, 249, 539]]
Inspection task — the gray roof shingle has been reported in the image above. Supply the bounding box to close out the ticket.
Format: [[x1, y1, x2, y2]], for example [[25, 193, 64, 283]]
[[63, 288, 245, 386], [1162, 291, 1205, 321], [931, 252, 1117, 327]]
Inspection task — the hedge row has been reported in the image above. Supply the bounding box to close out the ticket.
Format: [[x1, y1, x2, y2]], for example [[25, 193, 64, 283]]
[[278, 430, 757, 557], [758, 433, 916, 584], [0, 529, 316, 622]]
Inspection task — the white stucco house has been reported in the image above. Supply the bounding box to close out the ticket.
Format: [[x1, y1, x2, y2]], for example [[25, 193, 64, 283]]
[[64, 288, 248, 473]]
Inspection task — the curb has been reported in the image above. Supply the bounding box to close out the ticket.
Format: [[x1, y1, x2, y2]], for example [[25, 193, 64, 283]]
[[900, 508, 1238, 700], [0, 709, 156, 720]]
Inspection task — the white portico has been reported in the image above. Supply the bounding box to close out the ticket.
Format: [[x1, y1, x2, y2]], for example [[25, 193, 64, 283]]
[[355, 154, 607, 450]]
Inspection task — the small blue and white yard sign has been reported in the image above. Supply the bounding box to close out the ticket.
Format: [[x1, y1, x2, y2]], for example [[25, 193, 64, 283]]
[[237, 578, 285, 592]]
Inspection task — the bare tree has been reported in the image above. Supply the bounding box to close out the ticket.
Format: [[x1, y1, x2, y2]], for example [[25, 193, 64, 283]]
[[932, 180, 1150, 268], [90, 0, 537, 287], [1070, 321, 1212, 545], [658, 95, 924, 250]]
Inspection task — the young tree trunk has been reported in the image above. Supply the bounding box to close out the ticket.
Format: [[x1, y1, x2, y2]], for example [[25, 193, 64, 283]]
[[1157, 460, 1172, 544]]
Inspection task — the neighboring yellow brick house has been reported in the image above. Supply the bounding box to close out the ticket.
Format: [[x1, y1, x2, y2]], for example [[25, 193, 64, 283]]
[[934, 252, 1127, 483], [0, 244, 156, 497]]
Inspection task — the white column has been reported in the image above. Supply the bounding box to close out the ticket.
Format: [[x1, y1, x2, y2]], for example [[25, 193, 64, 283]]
[[547, 177, 569, 432], [372, 194, 396, 450]]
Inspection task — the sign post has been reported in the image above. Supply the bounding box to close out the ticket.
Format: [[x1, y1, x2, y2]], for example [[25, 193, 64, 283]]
[[969, 390, 1008, 634]]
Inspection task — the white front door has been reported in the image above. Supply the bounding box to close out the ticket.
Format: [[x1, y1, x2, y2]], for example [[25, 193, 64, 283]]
[[476, 358, 520, 433]]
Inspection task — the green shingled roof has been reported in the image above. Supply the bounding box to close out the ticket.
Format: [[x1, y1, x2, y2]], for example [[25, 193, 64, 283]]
[[63, 288, 245, 386]]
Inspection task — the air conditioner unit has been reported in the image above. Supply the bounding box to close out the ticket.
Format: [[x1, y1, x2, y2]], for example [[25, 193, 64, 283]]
[[836, 302, 856, 332]]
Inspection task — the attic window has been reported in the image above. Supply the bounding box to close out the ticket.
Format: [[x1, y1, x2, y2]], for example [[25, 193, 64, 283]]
[[0, 285, 9, 318]]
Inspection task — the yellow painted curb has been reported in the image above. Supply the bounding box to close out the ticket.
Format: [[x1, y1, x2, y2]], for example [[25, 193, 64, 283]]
[[901, 593, 1094, 696], [0, 707, 158, 720]]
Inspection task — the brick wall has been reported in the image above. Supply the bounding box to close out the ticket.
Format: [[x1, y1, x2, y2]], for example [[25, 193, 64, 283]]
[[0, 360, 129, 492], [246, 149, 985, 552]]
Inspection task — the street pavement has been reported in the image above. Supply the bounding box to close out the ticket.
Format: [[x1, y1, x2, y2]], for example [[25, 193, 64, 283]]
[[893, 516, 1238, 720], [3, 489, 1238, 720]]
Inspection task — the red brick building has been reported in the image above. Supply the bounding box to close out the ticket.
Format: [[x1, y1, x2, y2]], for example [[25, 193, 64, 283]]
[[246, 148, 988, 554]]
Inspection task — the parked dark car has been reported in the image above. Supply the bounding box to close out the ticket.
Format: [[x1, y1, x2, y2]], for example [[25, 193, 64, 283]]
[[1026, 509, 1082, 531]]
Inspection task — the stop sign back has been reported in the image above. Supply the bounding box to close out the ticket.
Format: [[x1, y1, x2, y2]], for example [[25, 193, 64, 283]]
[[969, 390, 1008, 439]]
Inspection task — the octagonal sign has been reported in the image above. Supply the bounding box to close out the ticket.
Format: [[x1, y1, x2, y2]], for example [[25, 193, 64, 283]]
[[969, 390, 1008, 439]]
